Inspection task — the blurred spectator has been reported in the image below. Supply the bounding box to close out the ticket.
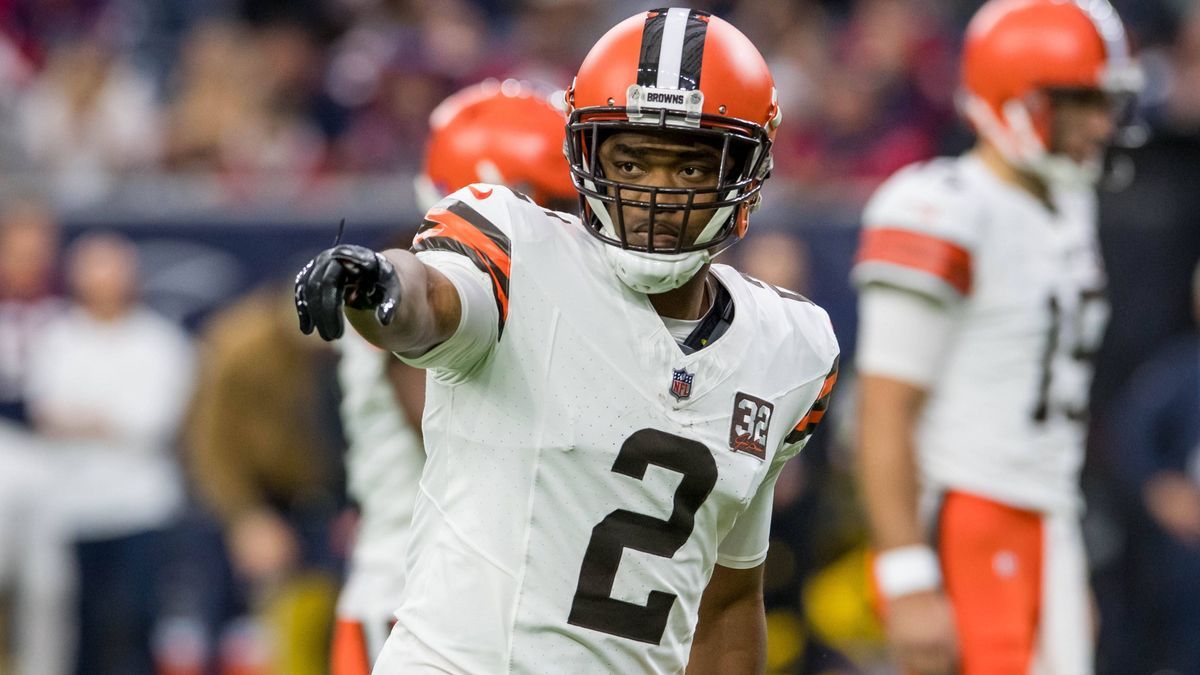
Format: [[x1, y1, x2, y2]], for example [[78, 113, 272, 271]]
[[1143, 2, 1200, 134], [0, 198, 60, 425], [1110, 261, 1200, 673], [501, 0, 598, 86], [330, 57, 455, 172], [0, 0, 115, 66], [734, 229, 812, 293], [237, 0, 334, 34], [186, 285, 344, 675], [23, 231, 195, 674], [415, 0, 488, 81], [1086, 9, 1200, 671], [328, 0, 489, 172], [164, 21, 327, 187], [731, 0, 832, 133], [218, 23, 330, 177], [0, 30, 34, 163], [163, 21, 261, 171], [0, 198, 63, 675], [14, 37, 161, 205], [773, 0, 954, 200]]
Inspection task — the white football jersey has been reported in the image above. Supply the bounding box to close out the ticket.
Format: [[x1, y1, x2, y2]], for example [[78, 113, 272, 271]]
[[336, 331, 425, 623], [853, 153, 1107, 513], [374, 185, 839, 674]]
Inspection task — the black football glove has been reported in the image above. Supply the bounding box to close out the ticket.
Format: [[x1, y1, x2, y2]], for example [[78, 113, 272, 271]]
[[294, 244, 401, 341]]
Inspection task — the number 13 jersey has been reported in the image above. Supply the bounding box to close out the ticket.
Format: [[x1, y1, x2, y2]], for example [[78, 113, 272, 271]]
[[853, 153, 1108, 514], [377, 185, 839, 674]]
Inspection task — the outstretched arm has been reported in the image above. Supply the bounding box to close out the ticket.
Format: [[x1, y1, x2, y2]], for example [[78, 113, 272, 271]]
[[294, 245, 461, 355], [344, 248, 463, 355]]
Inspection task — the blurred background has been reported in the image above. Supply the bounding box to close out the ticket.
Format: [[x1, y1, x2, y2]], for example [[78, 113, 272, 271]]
[[0, 0, 1198, 673]]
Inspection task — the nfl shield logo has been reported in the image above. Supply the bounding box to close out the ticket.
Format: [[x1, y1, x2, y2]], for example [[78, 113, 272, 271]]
[[670, 368, 694, 401]]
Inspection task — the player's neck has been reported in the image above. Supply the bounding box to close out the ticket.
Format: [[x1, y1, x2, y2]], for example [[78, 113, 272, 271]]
[[648, 265, 713, 320], [975, 142, 1053, 211]]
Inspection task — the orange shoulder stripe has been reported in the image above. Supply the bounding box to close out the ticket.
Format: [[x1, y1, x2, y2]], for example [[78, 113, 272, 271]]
[[856, 227, 972, 295], [420, 206, 511, 320]]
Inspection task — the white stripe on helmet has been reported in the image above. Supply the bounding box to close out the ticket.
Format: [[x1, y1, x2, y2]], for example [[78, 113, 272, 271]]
[[656, 8, 692, 89]]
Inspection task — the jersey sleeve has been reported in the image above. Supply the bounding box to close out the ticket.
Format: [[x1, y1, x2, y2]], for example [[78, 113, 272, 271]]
[[395, 251, 499, 382], [781, 355, 839, 453], [397, 185, 516, 381], [717, 317, 840, 569], [716, 459, 786, 569], [411, 185, 514, 336], [852, 161, 979, 304], [855, 283, 956, 387]]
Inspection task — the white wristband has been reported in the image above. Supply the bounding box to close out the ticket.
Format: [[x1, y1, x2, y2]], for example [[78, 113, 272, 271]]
[[874, 545, 942, 600]]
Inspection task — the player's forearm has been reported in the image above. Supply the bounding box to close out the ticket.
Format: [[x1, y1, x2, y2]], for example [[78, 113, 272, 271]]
[[687, 587, 766, 674], [857, 375, 928, 549], [346, 248, 460, 355]]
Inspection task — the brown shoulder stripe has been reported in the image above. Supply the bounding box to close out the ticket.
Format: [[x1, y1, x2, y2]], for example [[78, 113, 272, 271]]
[[411, 201, 511, 335], [785, 356, 839, 445]]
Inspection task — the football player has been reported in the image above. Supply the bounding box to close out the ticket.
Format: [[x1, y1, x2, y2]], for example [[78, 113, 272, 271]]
[[297, 8, 839, 674], [330, 79, 577, 675], [852, 1, 1141, 673]]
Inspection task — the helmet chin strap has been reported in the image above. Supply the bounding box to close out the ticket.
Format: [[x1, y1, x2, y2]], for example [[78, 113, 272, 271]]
[[961, 93, 1100, 188], [1001, 99, 1101, 186]]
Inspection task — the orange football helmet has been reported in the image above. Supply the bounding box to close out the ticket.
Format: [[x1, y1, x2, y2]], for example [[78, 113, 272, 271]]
[[417, 79, 576, 211], [959, 0, 1142, 184], [565, 7, 780, 264]]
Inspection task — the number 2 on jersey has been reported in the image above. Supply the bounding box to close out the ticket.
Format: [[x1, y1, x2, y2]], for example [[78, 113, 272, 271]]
[[567, 429, 718, 644]]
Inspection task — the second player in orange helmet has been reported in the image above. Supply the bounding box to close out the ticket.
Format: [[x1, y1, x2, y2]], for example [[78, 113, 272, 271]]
[[418, 79, 577, 213], [854, 1, 1141, 673]]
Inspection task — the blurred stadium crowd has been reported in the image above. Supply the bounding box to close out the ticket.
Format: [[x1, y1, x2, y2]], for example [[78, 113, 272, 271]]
[[1, 0, 1200, 674], [0, 0, 1186, 207]]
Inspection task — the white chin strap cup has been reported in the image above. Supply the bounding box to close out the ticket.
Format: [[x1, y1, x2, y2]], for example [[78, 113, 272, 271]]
[[582, 184, 731, 294], [605, 246, 711, 294]]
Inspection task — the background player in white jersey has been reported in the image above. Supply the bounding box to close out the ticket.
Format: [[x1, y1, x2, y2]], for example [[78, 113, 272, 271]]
[[330, 79, 578, 675], [852, 1, 1141, 673], [296, 8, 839, 674]]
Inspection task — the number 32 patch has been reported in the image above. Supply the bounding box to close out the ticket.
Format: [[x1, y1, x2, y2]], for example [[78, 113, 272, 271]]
[[729, 392, 773, 460]]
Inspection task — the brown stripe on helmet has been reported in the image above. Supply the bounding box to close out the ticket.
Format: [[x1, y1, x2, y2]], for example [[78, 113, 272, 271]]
[[677, 10, 710, 90], [637, 9, 668, 87]]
